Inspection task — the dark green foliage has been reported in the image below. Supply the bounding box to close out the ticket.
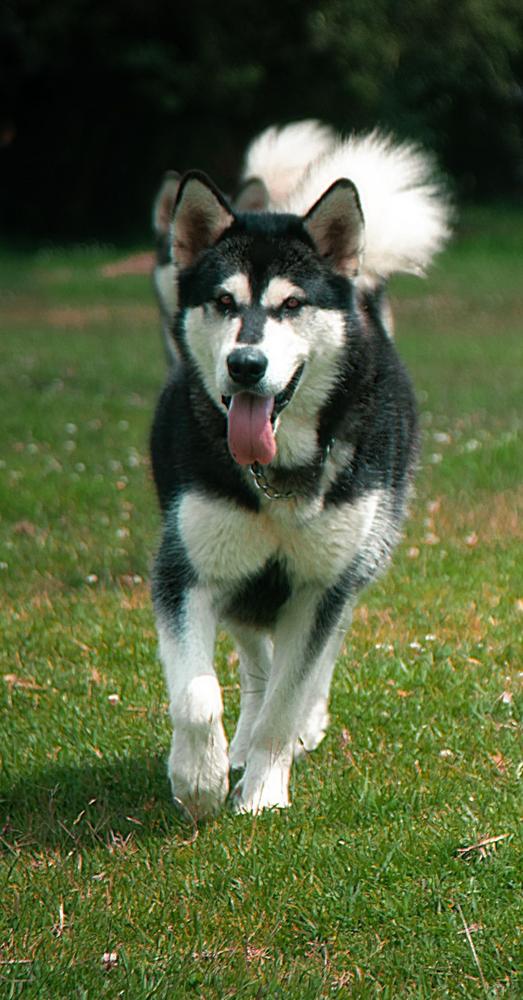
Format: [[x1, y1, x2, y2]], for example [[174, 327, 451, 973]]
[[1, 1, 523, 239]]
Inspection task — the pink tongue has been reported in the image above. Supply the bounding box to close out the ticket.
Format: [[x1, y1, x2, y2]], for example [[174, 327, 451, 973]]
[[227, 393, 276, 466]]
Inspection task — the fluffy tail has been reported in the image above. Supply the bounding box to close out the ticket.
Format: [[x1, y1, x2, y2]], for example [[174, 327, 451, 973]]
[[283, 130, 451, 278], [240, 120, 337, 209]]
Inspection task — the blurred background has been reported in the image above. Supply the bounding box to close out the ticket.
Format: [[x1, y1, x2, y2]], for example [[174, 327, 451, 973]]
[[1, 0, 523, 243]]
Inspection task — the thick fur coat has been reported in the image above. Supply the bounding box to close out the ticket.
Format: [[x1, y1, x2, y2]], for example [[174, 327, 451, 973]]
[[150, 123, 449, 817]]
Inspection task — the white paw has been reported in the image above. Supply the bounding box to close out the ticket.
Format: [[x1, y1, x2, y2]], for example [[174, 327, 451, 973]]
[[168, 677, 229, 820], [230, 747, 292, 815], [294, 698, 329, 760], [168, 723, 229, 820]]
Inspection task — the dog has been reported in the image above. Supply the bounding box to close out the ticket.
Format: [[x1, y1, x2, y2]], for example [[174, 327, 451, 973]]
[[152, 121, 338, 364], [152, 170, 182, 364], [150, 127, 450, 818]]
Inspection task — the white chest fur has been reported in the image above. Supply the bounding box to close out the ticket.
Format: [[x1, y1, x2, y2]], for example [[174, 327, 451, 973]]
[[175, 486, 381, 588]]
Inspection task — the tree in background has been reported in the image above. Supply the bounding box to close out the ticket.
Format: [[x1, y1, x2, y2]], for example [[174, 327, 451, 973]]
[[1, 0, 522, 240]]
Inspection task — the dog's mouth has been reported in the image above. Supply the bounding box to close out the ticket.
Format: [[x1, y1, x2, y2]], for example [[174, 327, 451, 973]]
[[222, 363, 304, 467]]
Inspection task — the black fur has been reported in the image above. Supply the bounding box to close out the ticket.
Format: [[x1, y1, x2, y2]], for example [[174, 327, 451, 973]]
[[224, 557, 291, 629], [148, 185, 424, 816], [151, 208, 418, 623]]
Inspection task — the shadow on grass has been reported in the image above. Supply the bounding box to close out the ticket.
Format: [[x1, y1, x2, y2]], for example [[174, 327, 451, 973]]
[[0, 752, 185, 852]]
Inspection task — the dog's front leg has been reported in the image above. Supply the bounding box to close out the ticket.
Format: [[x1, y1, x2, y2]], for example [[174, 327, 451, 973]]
[[232, 589, 352, 814], [156, 587, 229, 820], [228, 626, 273, 771]]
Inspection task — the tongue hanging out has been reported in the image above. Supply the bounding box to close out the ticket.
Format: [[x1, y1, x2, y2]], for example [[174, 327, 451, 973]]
[[227, 393, 276, 466]]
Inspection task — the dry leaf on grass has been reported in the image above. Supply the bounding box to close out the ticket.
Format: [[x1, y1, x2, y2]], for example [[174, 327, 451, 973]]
[[457, 833, 510, 860]]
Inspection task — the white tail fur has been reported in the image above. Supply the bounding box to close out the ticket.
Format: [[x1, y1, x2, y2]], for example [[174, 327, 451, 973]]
[[241, 120, 337, 209], [283, 130, 451, 278]]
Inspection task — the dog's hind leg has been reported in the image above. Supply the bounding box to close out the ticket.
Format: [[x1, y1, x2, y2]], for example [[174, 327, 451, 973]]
[[156, 587, 229, 820], [295, 616, 352, 759], [228, 627, 273, 771]]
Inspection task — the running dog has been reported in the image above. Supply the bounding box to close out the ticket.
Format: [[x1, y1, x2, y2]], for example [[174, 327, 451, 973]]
[[150, 128, 449, 818]]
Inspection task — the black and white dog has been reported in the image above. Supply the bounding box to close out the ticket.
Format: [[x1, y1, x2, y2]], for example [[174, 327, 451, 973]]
[[150, 128, 449, 818], [152, 121, 338, 363]]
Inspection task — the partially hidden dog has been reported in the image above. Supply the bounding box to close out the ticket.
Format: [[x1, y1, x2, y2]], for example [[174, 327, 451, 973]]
[[150, 123, 450, 818]]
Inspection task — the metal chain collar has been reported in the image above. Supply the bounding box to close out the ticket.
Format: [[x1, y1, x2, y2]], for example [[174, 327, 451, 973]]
[[248, 439, 334, 501]]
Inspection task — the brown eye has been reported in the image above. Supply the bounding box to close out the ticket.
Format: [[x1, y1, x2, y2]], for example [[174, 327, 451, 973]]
[[216, 292, 236, 313], [284, 296, 303, 311]]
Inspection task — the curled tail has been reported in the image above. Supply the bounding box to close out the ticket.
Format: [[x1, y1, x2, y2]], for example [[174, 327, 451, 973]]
[[237, 120, 337, 211], [284, 130, 451, 279]]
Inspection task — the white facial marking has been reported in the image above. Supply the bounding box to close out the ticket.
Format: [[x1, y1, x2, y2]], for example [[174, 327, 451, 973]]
[[261, 277, 304, 309], [272, 307, 347, 465], [221, 272, 252, 307], [183, 283, 350, 466], [184, 307, 242, 406], [256, 315, 307, 394]]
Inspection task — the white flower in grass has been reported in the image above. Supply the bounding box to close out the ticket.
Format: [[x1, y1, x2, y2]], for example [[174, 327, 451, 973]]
[[465, 438, 480, 452]]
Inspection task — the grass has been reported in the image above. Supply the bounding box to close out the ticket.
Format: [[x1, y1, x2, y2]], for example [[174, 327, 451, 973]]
[[0, 207, 521, 998]]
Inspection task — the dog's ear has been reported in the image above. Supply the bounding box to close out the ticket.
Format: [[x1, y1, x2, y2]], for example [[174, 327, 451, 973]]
[[153, 171, 181, 236], [234, 177, 270, 212], [172, 171, 235, 269], [304, 179, 364, 276]]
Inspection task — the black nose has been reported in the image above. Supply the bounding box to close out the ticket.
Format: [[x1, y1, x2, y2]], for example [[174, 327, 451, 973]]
[[227, 347, 268, 387]]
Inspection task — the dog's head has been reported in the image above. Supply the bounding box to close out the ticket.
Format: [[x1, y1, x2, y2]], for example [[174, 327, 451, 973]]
[[172, 171, 365, 467]]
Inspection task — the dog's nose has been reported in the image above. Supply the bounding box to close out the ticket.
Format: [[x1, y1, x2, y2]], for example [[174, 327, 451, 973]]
[[227, 348, 268, 387]]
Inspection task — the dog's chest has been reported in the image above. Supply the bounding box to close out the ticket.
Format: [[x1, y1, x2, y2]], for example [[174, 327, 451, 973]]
[[174, 488, 380, 587]]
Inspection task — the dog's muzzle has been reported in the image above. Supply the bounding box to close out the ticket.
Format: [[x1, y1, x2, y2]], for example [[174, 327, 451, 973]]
[[222, 362, 304, 468]]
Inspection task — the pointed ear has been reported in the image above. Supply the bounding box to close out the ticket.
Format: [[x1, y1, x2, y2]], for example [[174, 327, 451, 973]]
[[172, 171, 235, 269], [153, 171, 181, 236], [234, 177, 269, 212], [303, 179, 364, 276]]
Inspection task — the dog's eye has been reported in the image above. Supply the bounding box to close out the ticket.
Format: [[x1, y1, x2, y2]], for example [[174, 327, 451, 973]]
[[283, 296, 303, 312], [215, 293, 236, 314]]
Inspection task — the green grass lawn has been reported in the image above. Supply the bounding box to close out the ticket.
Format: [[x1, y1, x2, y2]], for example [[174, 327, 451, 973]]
[[0, 209, 521, 998]]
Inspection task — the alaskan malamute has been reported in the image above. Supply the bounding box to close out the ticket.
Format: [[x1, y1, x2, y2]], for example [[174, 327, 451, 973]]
[[150, 125, 449, 818], [152, 121, 337, 363]]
